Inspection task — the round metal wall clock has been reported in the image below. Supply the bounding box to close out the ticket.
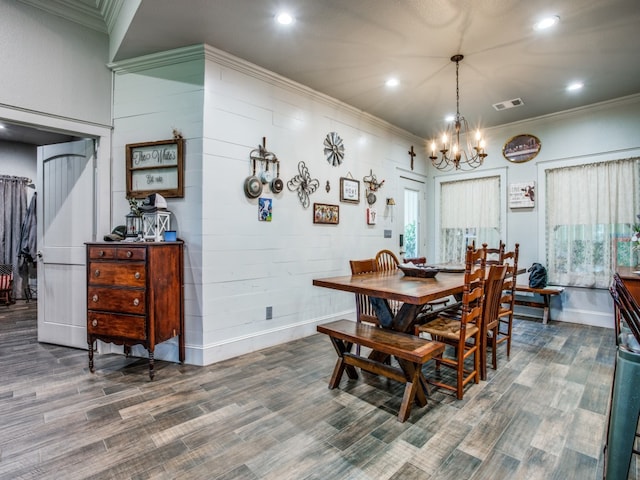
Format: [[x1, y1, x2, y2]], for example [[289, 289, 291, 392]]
[[324, 132, 345, 166]]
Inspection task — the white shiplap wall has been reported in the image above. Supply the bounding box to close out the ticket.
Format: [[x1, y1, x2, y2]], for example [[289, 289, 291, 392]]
[[110, 44, 426, 365]]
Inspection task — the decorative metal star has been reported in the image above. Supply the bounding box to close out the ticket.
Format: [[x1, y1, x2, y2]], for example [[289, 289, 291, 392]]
[[287, 161, 319, 208]]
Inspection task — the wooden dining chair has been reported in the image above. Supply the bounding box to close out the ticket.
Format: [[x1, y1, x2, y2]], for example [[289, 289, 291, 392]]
[[403, 256, 426, 265], [485, 241, 505, 265], [375, 249, 402, 315], [349, 258, 379, 355], [414, 244, 487, 399], [479, 264, 507, 380], [375, 249, 400, 271], [493, 243, 520, 362]]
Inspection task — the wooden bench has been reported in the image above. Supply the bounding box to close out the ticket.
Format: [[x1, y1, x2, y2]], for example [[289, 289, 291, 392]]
[[316, 319, 445, 422], [514, 285, 564, 325]]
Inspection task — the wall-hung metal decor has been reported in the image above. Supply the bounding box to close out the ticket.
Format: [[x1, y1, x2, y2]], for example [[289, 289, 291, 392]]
[[126, 138, 184, 198], [313, 203, 339, 224], [246, 137, 282, 198], [287, 161, 319, 208], [503, 134, 541, 163], [324, 132, 345, 166]]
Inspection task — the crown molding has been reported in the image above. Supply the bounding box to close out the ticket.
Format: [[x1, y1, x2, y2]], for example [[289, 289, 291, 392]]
[[17, 0, 124, 34]]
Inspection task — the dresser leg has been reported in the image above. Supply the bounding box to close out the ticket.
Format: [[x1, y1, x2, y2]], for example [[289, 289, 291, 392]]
[[148, 350, 155, 380], [88, 339, 95, 373]]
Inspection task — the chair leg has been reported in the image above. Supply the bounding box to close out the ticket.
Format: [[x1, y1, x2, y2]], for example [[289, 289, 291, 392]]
[[506, 313, 513, 357]]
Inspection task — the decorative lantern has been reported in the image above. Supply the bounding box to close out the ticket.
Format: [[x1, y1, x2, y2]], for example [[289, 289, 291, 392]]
[[125, 212, 142, 238], [142, 211, 171, 241]]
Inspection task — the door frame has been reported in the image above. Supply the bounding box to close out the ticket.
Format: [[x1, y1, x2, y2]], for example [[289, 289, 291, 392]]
[[0, 105, 112, 341], [0, 105, 112, 241], [396, 168, 428, 260]]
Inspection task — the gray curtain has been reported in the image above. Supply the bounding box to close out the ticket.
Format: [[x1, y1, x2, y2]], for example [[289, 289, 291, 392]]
[[0, 175, 29, 298]]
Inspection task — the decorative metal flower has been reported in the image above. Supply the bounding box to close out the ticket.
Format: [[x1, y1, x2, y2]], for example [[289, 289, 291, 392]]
[[287, 161, 319, 208]]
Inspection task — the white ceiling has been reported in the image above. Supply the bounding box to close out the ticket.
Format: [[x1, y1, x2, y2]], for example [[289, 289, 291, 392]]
[[9, 0, 640, 143]]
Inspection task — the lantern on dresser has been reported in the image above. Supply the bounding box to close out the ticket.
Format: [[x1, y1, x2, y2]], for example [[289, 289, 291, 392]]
[[139, 193, 171, 241]]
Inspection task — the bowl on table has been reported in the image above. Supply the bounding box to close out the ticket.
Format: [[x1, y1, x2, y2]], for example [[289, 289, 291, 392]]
[[398, 264, 440, 278]]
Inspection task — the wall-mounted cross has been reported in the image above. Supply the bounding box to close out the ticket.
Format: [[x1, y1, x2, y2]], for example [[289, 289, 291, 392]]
[[408, 145, 416, 170]]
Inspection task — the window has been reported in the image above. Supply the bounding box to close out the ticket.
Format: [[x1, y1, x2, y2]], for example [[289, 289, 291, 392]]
[[439, 176, 501, 263], [546, 158, 640, 288]]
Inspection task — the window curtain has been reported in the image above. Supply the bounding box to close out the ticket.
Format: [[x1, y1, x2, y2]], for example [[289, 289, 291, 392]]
[[0, 175, 29, 298], [546, 158, 640, 288], [440, 176, 501, 263]]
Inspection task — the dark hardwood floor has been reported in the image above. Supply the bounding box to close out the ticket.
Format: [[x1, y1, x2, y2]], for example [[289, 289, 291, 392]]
[[0, 301, 624, 479]]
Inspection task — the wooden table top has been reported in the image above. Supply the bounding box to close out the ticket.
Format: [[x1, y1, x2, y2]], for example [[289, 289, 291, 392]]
[[313, 270, 467, 305]]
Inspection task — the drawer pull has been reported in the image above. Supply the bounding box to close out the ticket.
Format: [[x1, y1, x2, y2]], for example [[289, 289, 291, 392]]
[[134, 272, 141, 279], [98, 250, 105, 257], [126, 250, 133, 258], [92, 319, 98, 327], [133, 298, 140, 306], [94, 269, 100, 277], [92, 294, 99, 303]]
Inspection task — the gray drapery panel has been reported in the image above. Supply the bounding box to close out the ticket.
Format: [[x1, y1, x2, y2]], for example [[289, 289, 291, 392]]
[[0, 175, 29, 298]]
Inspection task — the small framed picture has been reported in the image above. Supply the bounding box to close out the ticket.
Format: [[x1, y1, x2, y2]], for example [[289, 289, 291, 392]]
[[259, 197, 272, 221], [340, 177, 360, 204], [502, 134, 541, 163], [509, 182, 535, 208], [313, 203, 339, 224]]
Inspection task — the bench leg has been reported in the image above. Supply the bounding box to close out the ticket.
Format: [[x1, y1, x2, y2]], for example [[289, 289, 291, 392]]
[[396, 359, 426, 422], [542, 294, 550, 324], [327, 337, 358, 388]]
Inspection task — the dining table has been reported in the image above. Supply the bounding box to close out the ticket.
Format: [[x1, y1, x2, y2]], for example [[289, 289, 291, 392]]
[[313, 267, 468, 334]]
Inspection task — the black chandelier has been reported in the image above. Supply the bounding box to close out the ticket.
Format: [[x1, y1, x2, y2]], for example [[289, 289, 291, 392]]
[[429, 54, 487, 171]]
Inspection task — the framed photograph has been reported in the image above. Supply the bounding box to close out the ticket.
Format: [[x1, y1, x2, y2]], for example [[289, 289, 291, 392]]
[[313, 203, 339, 224], [126, 138, 184, 198], [340, 177, 360, 204], [502, 134, 541, 163]]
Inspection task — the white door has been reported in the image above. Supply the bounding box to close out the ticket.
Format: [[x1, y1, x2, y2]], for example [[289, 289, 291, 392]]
[[37, 139, 95, 348], [398, 175, 427, 260]]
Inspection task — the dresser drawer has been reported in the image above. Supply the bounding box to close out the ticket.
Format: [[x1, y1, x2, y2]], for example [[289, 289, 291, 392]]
[[116, 247, 146, 261], [87, 286, 146, 315], [88, 262, 146, 287], [87, 312, 147, 340], [88, 246, 117, 260]]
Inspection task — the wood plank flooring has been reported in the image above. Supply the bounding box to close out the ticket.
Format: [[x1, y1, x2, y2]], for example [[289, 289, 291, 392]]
[[0, 301, 627, 479]]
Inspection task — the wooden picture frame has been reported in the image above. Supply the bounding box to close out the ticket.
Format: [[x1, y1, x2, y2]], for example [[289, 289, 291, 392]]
[[313, 203, 339, 224], [502, 134, 541, 163], [340, 177, 360, 204], [126, 138, 184, 198]]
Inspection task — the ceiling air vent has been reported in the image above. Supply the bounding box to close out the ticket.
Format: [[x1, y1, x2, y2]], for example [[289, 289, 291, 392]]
[[492, 98, 525, 111]]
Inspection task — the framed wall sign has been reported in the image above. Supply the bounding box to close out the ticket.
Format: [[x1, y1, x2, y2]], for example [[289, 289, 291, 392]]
[[509, 181, 535, 208], [126, 138, 184, 198], [502, 134, 541, 163], [340, 177, 360, 204], [313, 203, 339, 224]]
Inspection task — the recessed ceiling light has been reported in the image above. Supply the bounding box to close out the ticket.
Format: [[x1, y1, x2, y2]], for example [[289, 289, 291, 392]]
[[385, 78, 399, 88], [567, 81, 584, 91], [275, 12, 294, 25], [534, 15, 560, 31]]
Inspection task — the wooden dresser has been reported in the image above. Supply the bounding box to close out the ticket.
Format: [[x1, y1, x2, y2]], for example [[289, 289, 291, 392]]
[[85, 241, 184, 379], [617, 266, 640, 304]]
